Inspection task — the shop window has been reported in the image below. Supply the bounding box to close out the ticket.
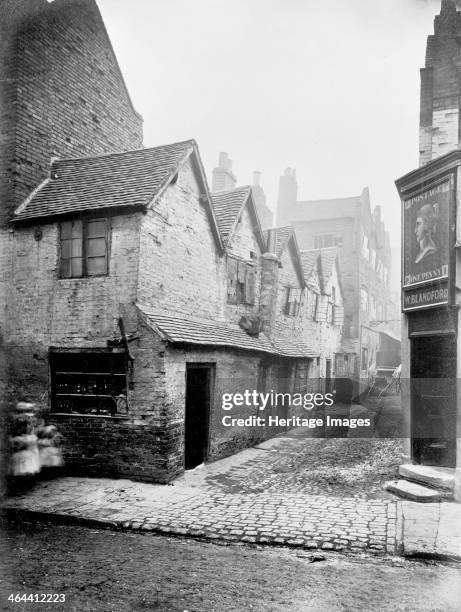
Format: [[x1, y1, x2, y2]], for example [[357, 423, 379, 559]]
[[227, 256, 255, 305], [50, 351, 127, 415], [60, 218, 109, 278]]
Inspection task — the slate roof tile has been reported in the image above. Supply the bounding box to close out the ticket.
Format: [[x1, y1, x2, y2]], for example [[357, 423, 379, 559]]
[[138, 306, 318, 358], [300, 250, 318, 277], [262, 226, 294, 258], [14, 140, 195, 222], [139, 306, 275, 354], [211, 186, 251, 242]]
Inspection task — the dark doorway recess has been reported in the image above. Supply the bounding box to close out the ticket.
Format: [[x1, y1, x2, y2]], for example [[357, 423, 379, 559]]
[[410, 334, 456, 468], [185, 364, 213, 470]]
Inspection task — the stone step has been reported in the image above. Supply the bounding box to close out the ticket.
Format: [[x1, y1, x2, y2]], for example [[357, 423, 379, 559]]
[[399, 464, 454, 492], [385, 479, 443, 502]]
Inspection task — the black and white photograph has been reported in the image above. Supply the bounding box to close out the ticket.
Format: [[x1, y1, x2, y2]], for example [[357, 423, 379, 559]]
[[0, 0, 461, 610]]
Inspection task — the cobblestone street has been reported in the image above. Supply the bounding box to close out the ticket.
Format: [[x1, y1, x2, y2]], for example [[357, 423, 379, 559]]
[[0, 432, 409, 556], [4, 425, 461, 559]]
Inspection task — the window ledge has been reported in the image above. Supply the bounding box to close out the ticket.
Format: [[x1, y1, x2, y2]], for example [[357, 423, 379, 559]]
[[51, 412, 129, 420]]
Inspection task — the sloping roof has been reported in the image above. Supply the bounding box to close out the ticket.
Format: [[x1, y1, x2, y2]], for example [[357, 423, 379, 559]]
[[274, 226, 293, 258], [139, 306, 275, 354], [14, 140, 196, 222], [211, 187, 266, 250], [138, 306, 319, 358], [300, 250, 318, 278], [301, 247, 342, 296], [263, 226, 305, 288], [212, 187, 251, 241], [272, 339, 318, 358]]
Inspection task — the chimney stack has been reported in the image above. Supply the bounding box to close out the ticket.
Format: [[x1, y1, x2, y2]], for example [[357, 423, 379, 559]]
[[276, 167, 298, 226], [251, 170, 273, 229], [211, 152, 237, 192]]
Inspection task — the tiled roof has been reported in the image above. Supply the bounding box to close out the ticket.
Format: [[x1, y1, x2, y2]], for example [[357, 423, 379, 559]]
[[300, 250, 319, 278], [211, 186, 252, 242], [272, 339, 318, 358], [263, 226, 293, 258], [138, 306, 318, 358], [264, 226, 305, 289], [13, 140, 196, 222], [301, 247, 338, 292], [139, 306, 275, 354]]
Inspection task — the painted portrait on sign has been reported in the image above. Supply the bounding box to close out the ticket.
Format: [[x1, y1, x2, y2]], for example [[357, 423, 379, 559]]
[[403, 179, 452, 288]]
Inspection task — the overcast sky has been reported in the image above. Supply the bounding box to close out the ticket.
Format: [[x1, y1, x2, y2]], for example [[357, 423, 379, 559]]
[[98, 0, 446, 248]]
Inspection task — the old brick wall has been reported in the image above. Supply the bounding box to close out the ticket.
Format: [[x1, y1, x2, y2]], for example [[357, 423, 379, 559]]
[[7, 212, 142, 410], [137, 156, 224, 321], [1, 0, 143, 221], [0, 0, 143, 360], [164, 346, 271, 464], [46, 317, 182, 484], [419, 1, 461, 165]]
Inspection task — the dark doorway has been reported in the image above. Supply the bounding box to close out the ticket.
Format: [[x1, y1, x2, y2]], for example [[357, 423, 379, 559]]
[[410, 335, 456, 467], [185, 364, 213, 470]]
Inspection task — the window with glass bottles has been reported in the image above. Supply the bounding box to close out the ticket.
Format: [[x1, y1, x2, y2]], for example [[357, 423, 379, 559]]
[[50, 350, 127, 415]]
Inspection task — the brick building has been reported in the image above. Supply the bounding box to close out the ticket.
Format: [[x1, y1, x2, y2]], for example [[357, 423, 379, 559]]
[[300, 248, 346, 388], [395, 0, 461, 499], [2, 0, 336, 483], [277, 171, 399, 391], [0, 0, 143, 394]]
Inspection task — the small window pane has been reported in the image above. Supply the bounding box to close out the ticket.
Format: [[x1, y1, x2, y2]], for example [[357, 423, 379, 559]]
[[87, 219, 106, 237], [71, 220, 83, 238], [87, 237, 106, 257], [61, 239, 72, 259], [60, 258, 71, 278], [87, 256, 106, 276], [71, 238, 82, 257], [71, 257, 83, 277]]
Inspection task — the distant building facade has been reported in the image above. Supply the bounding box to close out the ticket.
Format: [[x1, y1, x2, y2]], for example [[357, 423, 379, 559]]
[[277, 173, 399, 391]]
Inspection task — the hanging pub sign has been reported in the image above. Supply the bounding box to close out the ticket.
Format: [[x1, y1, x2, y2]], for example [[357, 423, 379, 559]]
[[402, 176, 454, 311]]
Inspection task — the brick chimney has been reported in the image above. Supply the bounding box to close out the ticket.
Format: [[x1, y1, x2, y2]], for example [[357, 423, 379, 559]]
[[258, 228, 279, 336], [251, 170, 273, 229], [211, 152, 237, 192], [276, 167, 297, 226], [419, 0, 461, 165]]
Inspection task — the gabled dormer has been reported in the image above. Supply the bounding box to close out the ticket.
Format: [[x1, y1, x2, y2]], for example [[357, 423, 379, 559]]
[[212, 187, 265, 318]]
